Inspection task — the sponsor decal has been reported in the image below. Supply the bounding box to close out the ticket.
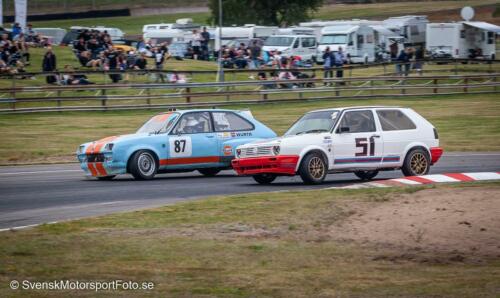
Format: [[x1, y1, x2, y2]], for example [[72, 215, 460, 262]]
[[223, 145, 232, 156], [231, 132, 253, 137]]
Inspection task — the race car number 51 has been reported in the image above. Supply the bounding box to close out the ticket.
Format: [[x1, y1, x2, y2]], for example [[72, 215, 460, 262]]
[[169, 137, 192, 157]]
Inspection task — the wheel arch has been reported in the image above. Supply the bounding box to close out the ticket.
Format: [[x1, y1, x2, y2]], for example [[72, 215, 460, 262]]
[[126, 147, 161, 173], [295, 146, 330, 171], [403, 142, 431, 162]]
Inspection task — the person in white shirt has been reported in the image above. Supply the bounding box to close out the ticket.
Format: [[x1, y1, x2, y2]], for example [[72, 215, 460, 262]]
[[191, 30, 202, 60]]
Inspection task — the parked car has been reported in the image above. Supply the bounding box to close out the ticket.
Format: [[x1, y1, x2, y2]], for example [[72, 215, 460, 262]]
[[232, 106, 443, 184], [77, 109, 276, 180]]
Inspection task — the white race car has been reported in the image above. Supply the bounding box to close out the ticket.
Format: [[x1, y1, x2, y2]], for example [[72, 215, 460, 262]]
[[232, 106, 443, 184]]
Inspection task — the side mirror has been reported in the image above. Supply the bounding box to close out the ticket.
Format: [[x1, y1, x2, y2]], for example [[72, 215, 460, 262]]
[[338, 127, 350, 133]]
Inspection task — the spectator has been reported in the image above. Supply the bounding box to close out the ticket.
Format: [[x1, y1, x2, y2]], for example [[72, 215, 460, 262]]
[[322, 46, 334, 86], [396, 48, 410, 76], [191, 29, 202, 60], [62, 65, 94, 85], [153, 47, 166, 83], [334, 46, 347, 79], [105, 49, 121, 83], [11, 23, 22, 38], [248, 40, 262, 69], [42, 47, 57, 84], [413, 47, 423, 75], [200, 27, 210, 61], [134, 53, 148, 70]]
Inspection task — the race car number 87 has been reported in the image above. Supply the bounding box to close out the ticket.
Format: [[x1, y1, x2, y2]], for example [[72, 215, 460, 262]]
[[169, 137, 192, 157], [174, 140, 186, 153]]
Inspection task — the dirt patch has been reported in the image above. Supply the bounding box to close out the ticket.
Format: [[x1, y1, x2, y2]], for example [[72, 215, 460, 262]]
[[331, 187, 500, 262]]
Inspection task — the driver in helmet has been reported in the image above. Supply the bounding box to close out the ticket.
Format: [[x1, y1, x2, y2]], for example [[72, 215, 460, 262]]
[[183, 117, 204, 134]]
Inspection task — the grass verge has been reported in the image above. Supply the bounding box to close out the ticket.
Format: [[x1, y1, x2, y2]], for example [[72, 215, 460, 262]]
[[1, 182, 499, 297]]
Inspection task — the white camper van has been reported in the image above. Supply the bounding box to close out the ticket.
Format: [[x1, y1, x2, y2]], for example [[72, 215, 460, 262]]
[[142, 23, 173, 33], [316, 24, 375, 63], [213, 26, 278, 51], [383, 15, 428, 46], [262, 35, 317, 61], [426, 22, 500, 59], [143, 29, 189, 45]]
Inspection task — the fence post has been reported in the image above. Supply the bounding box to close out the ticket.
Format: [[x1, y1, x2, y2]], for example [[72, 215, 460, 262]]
[[370, 80, 374, 96], [454, 60, 458, 75], [57, 90, 62, 110], [146, 88, 151, 107], [401, 79, 406, 95], [186, 87, 191, 103], [464, 77, 468, 93], [433, 79, 438, 94], [10, 74, 16, 110]]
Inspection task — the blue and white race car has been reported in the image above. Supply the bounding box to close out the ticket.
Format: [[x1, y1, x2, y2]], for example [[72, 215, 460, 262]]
[[77, 109, 276, 180]]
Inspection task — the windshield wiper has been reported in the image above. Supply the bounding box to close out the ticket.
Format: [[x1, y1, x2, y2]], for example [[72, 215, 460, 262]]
[[296, 129, 328, 135]]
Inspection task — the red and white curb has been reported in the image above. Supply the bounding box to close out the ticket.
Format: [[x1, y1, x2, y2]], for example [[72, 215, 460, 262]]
[[339, 172, 500, 189]]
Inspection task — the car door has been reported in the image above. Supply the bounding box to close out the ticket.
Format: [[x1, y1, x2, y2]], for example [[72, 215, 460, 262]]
[[332, 110, 384, 169], [167, 111, 219, 169], [211, 111, 255, 163]]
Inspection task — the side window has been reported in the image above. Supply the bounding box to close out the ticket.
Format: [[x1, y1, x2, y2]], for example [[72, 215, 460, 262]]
[[487, 32, 494, 44], [172, 112, 212, 134], [339, 110, 376, 133], [293, 38, 300, 48], [357, 34, 364, 45], [376, 110, 417, 131], [212, 112, 254, 132], [302, 38, 315, 48]]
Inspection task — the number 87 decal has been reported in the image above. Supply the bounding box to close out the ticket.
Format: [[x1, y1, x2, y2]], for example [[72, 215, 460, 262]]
[[355, 137, 376, 156]]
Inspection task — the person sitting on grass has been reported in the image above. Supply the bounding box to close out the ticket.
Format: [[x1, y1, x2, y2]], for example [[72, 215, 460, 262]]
[[62, 65, 94, 85]]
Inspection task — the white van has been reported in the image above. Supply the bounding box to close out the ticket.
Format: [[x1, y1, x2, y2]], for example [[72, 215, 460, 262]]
[[426, 22, 499, 59], [143, 29, 189, 45], [316, 24, 375, 64], [262, 35, 317, 61], [383, 15, 428, 46], [142, 23, 173, 33]]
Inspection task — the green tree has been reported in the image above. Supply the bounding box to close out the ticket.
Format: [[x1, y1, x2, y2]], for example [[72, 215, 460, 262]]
[[208, 0, 324, 26]]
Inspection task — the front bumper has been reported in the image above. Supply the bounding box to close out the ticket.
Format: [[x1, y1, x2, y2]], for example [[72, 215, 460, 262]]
[[78, 153, 127, 177], [232, 155, 299, 176], [430, 147, 444, 165]]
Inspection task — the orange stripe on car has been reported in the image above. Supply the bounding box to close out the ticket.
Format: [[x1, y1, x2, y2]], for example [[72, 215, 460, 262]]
[[160, 156, 220, 166], [87, 163, 99, 176], [94, 162, 108, 176], [91, 136, 118, 153], [154, 112, 172, 122]]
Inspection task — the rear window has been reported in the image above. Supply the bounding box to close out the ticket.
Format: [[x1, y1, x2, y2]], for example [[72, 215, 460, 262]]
[[376, 110, 416, 131]]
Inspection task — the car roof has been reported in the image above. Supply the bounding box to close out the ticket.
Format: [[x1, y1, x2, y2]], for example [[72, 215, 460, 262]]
[[155, 108, 244, 115], [308, 106, 406, 113]]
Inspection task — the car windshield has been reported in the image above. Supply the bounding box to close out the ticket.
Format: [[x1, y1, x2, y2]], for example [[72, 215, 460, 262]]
[[264, 36, 294, 47], [285, 110, 339, 136], [137, 112, 179, 134], [319, 34, 348, 45]]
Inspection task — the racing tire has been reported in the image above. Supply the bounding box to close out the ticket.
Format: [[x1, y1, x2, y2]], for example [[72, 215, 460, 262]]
[[299, 152, 327, 185], [402, 148, 430, 177], [129, 150, 158, 180], [252, 174, 277, 184], [97, 175, 116, 181], [198, 168, 221, 177], [354, 170, 378, 181]]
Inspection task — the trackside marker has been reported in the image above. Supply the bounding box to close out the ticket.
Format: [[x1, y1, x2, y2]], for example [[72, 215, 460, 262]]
[[463, 172, 500, 180], [391, 178, 421, 185], [420, 174, 460, 183], [404, 176, 435, 184]]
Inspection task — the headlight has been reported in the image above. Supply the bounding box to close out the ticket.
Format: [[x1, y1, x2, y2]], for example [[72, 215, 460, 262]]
[[104, 143, 114, 151], [272, 146, 280, 155], [236, 148, 241, 158], [78, 145, 85, 154]]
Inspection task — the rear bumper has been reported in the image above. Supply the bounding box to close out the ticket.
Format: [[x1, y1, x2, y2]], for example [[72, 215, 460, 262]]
[[232, 155, 299, 176], [430, 147, 444, 165]]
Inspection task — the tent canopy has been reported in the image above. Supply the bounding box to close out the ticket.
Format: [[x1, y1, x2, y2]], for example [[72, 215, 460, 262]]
[[464, 22, 500, 34]]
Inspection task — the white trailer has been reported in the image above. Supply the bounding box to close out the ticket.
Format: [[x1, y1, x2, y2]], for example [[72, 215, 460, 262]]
[[383, 15, 428, 46], [426, 22, 500, 59], [262, 34, 317, 61], [316, 24, 375, 63]]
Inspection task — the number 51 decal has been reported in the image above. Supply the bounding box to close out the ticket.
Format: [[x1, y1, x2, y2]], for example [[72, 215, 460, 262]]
[[355, 137, 376, 156]]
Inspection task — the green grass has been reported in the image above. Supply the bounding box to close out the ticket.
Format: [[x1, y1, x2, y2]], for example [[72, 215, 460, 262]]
[[0, 93, 499, 164], [1, 182, 499, 297]]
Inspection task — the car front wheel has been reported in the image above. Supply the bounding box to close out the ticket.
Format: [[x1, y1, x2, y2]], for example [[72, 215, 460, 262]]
[[402, 148, 430, 176], [129, 150, 158, 180], [354, 170, 378, 181], [299, 152, 327, 184], [253, 174, 277, 184]]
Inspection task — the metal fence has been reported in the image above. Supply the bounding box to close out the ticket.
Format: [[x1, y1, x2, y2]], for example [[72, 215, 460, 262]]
[[0, 59, 499, 113]]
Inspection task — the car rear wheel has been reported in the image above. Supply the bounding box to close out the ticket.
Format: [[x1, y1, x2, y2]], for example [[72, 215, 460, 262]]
[[129, 150, 158, 180], [402, 148, 430, 176], [253, 174, 277, 184], [354, 170, 378, 181], [299, 152, 327, 184], [97, 175, 116, 181], [198, 168, 221, 177]]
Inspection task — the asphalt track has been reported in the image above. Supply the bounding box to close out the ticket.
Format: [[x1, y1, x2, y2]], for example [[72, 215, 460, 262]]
[[1, 152, 500, 230]]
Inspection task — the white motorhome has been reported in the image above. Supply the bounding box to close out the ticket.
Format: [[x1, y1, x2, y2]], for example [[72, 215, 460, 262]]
[[33, 28, 67, 45], [212, 26, 278, 51], [316, 24, 375, 63], [262, 34, 318, 61], [142, 23, 173, 33], [143, 29, 189, 45], [276, 27, 316, 36], [383, 15, 428, 46], [426, 22, 500, 59]]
